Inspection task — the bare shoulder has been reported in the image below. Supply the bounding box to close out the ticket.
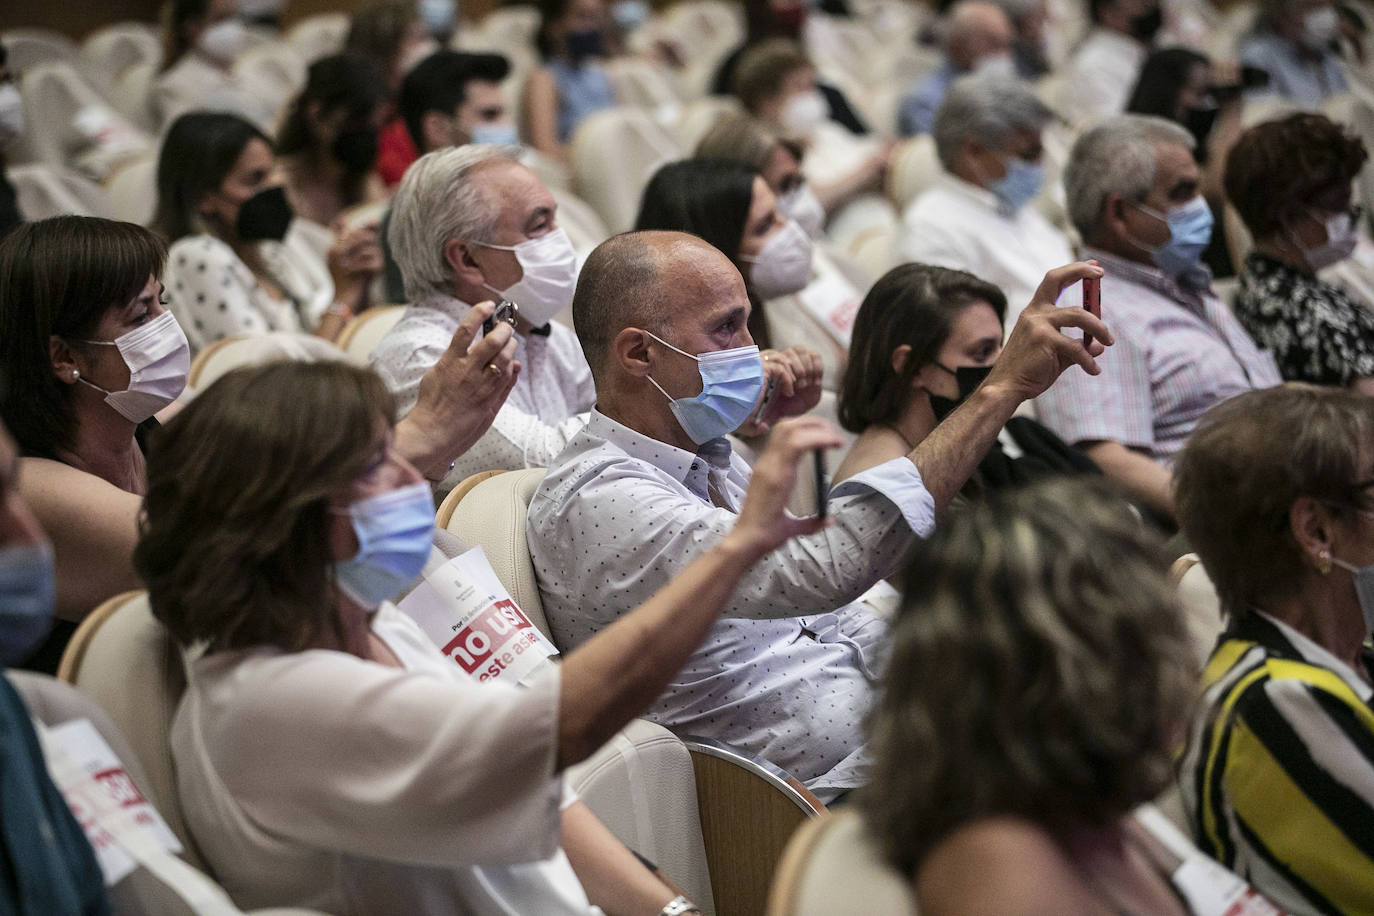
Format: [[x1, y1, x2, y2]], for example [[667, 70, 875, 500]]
[[19, 457, 140, 520], [916, 817, 1105, 916]]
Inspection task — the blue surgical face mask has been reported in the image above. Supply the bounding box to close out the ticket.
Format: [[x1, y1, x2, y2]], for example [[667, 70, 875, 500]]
[[0, 542, 56, 665], [1129, 195, 1214, 277], [333, 482, 435, 609], [643, 331, 765, 444], [469, 121, 519, 146], [989, 156, 1044, 215]]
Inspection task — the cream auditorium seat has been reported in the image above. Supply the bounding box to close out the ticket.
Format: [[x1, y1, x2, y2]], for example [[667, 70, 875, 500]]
[[766, 808, 917, 916], [571, 106, 684, 233], [7, 162, 114, 219], [335, 305, 406, 365], [186, 332, 349, 393], [284, 13, 349, 64], [0, 27, 79, 73], [1169, 552, 1225, 671], [885, 134, 941, 212]]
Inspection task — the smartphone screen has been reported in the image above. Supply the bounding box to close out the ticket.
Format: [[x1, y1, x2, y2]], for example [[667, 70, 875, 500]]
[[482, 299, 519, 336], [814, 449, 828, 519], [1082, 275, 1100, 350]]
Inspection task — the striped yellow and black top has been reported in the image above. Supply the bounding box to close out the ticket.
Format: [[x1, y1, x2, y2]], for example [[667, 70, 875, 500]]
[[1178, 609, 1374, 916]]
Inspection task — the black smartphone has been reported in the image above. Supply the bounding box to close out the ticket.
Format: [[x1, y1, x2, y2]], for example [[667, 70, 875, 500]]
[[482, 299, 519, 335], [1082, 274, 1100, 350], [750, 377, 779, 427], [814, 449, 829, 519]]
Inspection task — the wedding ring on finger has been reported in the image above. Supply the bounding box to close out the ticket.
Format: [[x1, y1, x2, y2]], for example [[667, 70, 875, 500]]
[[486, 363, 502, 377]]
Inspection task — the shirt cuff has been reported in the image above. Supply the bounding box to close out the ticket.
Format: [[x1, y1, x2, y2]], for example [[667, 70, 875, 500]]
[[830, 456, 936, 537]]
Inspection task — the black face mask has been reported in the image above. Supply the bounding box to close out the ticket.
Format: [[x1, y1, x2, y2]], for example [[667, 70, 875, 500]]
[[332, 125, 379, 174], [235, 185, 294, 242], [1181, 105, 1218, 160], [1129, 7, 1163, 42], [564, 28, 604, 59], [928, 363, 995, 422]]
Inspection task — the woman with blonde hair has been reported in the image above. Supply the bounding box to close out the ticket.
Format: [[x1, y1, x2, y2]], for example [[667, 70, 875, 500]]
[[864, 478, 1278, 914]]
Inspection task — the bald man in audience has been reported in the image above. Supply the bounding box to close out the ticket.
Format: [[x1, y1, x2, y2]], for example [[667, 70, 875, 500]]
[[898, 0, 1015, 137], [527, 230, 1112, 801]]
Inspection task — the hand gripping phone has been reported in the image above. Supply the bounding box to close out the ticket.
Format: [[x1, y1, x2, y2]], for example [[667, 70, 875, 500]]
[[1082, 275, 1100, 350], [482, 299, 519, 335], [814, 449, 829, 519]]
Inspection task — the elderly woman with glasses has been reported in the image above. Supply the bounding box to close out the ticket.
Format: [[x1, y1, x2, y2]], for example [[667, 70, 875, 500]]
[[1176, 383, 1374, 914]]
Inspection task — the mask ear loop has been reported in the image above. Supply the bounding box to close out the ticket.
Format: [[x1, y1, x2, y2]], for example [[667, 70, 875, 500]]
[[640, 329, 699, 403]]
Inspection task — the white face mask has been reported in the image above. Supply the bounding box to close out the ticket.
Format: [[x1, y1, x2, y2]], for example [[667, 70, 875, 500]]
[[74, 311, 191, 423], [475, 227, 580, 327], [741, 219, 814, 299], [0, 84, 24, 148], [781, 90, 828, 137], [973, 53, 1017, 79], [1332, 555, 1374, 635], [1303, 6, 1340, 49], [778, 184, 825, 239], [198, 19, 246, 64], [1295, 209, 1359, 271]]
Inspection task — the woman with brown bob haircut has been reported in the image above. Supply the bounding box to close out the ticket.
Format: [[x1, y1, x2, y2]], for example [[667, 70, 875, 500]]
[[1225, 113, 1374, 393], [135, 359, 839, 915], [863, 478, 1277, 914], [1175, 384, 1374, 914]]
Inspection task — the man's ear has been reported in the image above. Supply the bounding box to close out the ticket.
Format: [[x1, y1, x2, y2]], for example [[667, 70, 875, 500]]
[[611, 327, 654, 378], [420, 110, 452, 152], [444, 238, 487, 286], [1102, 191, 1131, 241]]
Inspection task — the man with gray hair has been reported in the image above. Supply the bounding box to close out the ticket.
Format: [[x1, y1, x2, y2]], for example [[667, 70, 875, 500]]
[[897, 74, 1073, 331], [370, 144, 595, 489], [1036, 115, 1280, 523], [897, 0, 1015, 137]]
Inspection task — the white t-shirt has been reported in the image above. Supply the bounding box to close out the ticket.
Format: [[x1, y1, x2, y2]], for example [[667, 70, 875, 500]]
[[171, 602, 600, 915]]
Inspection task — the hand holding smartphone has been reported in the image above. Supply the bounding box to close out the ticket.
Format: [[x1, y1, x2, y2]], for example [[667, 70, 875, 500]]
[[1082, 275, 1100, 350], [814, 449, 829, 519], [482, 299, 520, 336]]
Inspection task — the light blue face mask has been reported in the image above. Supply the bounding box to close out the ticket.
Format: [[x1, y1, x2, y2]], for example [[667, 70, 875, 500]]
[[611, 0, 651, 33], [419, 0, 457, 35], [333, 482, 435, 609], [990, 156, 1044, 214], [644, 331, 765, 445], [470, 121, 519, 146], [0, 542, 56, 665], [1129, 195, 1214, 278]]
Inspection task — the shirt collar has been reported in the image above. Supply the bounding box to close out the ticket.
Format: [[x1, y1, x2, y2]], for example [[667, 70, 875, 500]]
[[936, 172, 1003, 213], [1233, 609, 1374, 703], [587, 408, 698, 484], [1082, 247, 1215, 299]]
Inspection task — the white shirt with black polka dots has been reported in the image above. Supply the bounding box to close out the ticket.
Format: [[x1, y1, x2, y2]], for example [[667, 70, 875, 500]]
[[527, 409, 935, 801], [370, 293, 595, 492], [163, 226, 333, 355]]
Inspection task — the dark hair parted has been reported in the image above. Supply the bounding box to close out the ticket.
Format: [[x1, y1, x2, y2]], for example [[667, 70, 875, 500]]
[[0, 216, 166, 459], [1225, 113, 1368, 240], [635, 158, 772, 346], [1126, 47, 1208, 120], [135, 361, 395, 653], [862, 478, 1191, 877], [276, 53, 389, 158], [399, 49, 511, 151], [838, 263, 1006, 433], [1175, 384, 1374, 621], [154, 112, 270, 242]]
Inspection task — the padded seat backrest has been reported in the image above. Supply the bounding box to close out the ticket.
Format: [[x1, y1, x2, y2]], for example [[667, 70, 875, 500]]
[[571, 107, 683, 233], [337, 305, 406, 364], [445, 467, 552, 640], [80, 24, 162, 95], [567, 719, 716, 915], [186, 332, 349, 392], [285, 13, 349, 63], [886, 134, 941, 211], [1169, 553, 1224, 670], [8, 162, 113, 219], [766, 809, 918, 916], [1, 28, 80, 73]]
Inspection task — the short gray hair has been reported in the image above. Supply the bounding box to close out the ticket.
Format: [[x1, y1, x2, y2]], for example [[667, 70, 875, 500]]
[[387, 144, 523, 302], [932, 74, 1053, 170], [1064, 115, 1195, 242]]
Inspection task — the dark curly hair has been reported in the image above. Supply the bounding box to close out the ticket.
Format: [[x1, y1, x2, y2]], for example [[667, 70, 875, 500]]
[[1225, 112, 1368, 241]]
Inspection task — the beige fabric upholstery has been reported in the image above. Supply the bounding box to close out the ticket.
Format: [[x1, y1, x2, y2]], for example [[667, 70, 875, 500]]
[[766, 809, 918, 916], [284, 13, 349, 63], [1169, 552, 1224, 670], [444, 467, 553, 640], [571, 107, 684, 233], [186, 332, 349, 392], [567, 719, 717, 916], [104, 151, 157, 225], [7, 163, 112, 219], [336, 306, 406, 365], [886, 134, 941, 211]]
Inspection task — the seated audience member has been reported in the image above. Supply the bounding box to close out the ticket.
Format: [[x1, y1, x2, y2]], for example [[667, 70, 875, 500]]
[[153, 0, 277, 130], [865, 479, 1280, 915], [1225, 114, 1374, 392], [154, 113, 381, 355], [1176, 384, 1374, 915], [711, 0, 869, 135], [1126, 48, 1247, 278], [1035, 115, 1281, 524], [996, 0, 1050, 78], [275, 54, 390, 237], [1064, 0, 1162, 127], [1240, 0, 1347, 109], [346, 0, 439, 187], [0, 43, 21, 239], [528, 230, 1110, 800], [730, 41, 888, 215], [0, 419, 111, 914], [381, 50, 516, 301], [897, 1, 1015, 137], [373, 145, 592, 488], [695, 114, 829, 237], [897, 75, 1073, 330], [138, 360, 832, 915], [0, 215, 518, 662], [522, 0, 619, 163], [636, 158, 848, 388], [834, 264, 1097, 491]]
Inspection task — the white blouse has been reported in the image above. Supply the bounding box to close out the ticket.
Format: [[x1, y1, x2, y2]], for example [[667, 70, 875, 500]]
[[171, 602, 600, 915], [163, 225, 334, 355]]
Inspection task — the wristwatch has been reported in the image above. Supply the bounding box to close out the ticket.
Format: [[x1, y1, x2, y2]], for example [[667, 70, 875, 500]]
[[659, 896, 701, 916]]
